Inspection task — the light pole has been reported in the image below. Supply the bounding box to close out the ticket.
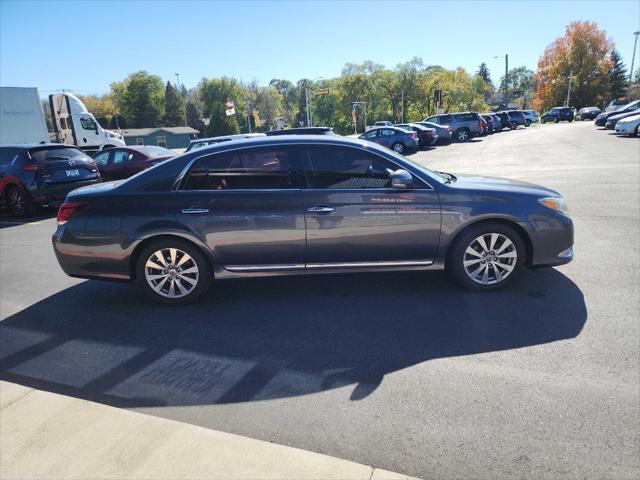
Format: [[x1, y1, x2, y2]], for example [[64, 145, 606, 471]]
[[627, 31, 640, 100], [493, 54, 509, 107], [305, 77, 324, 127]]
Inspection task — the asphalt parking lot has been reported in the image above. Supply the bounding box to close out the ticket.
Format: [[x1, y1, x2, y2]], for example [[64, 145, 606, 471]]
[[1, 122, 638, 479]]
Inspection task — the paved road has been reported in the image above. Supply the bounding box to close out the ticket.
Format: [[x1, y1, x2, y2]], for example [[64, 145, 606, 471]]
[[1, 122, 638, 479]]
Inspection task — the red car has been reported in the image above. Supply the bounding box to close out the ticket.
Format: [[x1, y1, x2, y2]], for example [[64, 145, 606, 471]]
[[92, 146, 176, 181]]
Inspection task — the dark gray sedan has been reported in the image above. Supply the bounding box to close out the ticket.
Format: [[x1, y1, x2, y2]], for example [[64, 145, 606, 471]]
[[53, 136, 573, 305]]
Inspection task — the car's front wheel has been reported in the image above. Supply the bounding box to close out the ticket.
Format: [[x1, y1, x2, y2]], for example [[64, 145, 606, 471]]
[[525, 119, 531, 127], [136, 239, 212, 305], [447, 222, 526, 291]]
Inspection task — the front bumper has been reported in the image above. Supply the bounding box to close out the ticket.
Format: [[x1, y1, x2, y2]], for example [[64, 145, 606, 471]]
[[615, 123, 634, 134]]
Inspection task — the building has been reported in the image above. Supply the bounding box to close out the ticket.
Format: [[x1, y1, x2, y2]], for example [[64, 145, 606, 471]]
[[121, 127, 199, 149]]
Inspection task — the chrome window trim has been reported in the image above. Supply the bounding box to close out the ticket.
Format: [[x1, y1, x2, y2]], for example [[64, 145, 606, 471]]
[[173, 141, 436, 192]]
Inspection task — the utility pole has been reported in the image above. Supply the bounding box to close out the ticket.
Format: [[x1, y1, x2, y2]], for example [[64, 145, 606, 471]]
[[627, 31, 640, 100], [401, 89, 404, 123], [175, 73, 188, 127], [566, 69, 573, 107], [504, 54, 509, 107], [305, 88, 310, 127]]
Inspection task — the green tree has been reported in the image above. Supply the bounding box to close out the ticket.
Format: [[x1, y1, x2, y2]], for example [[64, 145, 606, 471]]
[[477, 62, 492, 86], [111, 71, 165, 128], [608, 49, 628, 100], [500, 66, 534, 106], [199, 76, 244, 136], [185, 102, 205, 136], [163, 81, 185, 126], [269, 79, 298, 126], [253, 86, 283, 131]]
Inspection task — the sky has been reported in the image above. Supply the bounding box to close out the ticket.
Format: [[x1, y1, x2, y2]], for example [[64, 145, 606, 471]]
[[1, 0, 639, 97]]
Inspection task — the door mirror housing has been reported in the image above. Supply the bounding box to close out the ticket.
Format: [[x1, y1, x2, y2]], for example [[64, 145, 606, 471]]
[[391, 169, 413, 189]]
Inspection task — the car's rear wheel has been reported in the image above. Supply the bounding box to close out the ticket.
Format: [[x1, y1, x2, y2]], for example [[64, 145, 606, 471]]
[[455, 128, 470, 142], [392, 142, 405, 154], [136, 239, 212, 305], [447, 222, 526, 291], [6, 186, 34, 217]]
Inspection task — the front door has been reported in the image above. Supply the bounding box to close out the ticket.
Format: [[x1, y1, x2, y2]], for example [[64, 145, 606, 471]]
[[295, 145, 441, 266], [175, 146, 305, 269]]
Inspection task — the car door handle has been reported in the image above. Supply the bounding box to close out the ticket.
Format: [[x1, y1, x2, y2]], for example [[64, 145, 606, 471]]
[[182, 207, 209, 214], [307, 206, 334, 214]]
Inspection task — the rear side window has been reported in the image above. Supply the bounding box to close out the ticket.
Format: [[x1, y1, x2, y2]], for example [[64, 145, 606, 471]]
[[298, 146, 396, 189], [29, 147, 87, 162], [454, 113, 476, 122], [439, 115, 453, 123], [0, 147, 19, 165], [182, 147, 294, 190]]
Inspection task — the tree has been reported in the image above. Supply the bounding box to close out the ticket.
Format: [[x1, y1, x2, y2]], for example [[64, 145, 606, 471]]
[[163, 81, 185, 126], [499, 66, 534, 106], [111, 71, 165, 128], [477, 62, 492, 86], [608, 49, 628, 100], [253, 86, 283, 130], [533, 21, 613, 111], [269, 79, 298, 126], [185, 102, 205, 136], [630, 67, 640, 100], [198, 76, 244, 136]]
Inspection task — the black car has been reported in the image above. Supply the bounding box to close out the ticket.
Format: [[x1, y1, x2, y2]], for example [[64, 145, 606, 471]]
[[540, 107, 574, 123], [575, 106, 601, 121], [53, 135, 574, 305], [265, 127, 336, 136], [0, 144, 101, 216], [506, 111, 527, 129], [495, 112, 512, 130], [594, 100, 640, 127]]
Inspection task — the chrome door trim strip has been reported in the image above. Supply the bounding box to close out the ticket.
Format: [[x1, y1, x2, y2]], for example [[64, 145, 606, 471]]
[[225, 264, 306, 272], [306, 260, 434, 269]]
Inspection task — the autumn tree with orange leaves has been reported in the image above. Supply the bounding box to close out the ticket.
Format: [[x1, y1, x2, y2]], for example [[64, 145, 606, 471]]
[[534, 21, 613, 112]]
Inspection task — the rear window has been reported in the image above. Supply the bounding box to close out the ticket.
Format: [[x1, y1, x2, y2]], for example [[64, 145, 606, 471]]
[[0, 147, 20, 165], [29, 147, 88, 162], [454, 113, 476, 122]]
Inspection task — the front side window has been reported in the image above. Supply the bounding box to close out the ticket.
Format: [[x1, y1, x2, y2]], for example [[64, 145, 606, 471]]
[[299, 146, 397, 189], [93, 151, 110, 166], [80, 117, 97, 130], [361, 130, 378, 139], [112, 151, 132, 164], [182, 147, 293, 190], [426, 116, 438, 124]]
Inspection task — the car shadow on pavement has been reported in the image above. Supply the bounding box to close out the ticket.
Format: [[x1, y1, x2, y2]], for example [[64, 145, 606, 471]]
[[0, 268, 586, 408], [0, 209, 56, 229]]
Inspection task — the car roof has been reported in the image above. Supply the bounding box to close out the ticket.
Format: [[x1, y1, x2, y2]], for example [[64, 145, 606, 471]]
[[190, 133, 265, 144], [265, 127, 333, 135]]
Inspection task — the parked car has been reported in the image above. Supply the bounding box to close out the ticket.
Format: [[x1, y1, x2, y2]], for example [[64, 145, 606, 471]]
[[395, 123, 438, 148], [365, 121, 394, 131], [540, 107, 574, 123], [423, 112, 483, 142], [52, 135, 574, 305], [481, 114, 498, 133], [490, 113, 504, 131], [0, 144, 101, 216], [506, 110, 527, 129], [495, 112, 511, 130], [92, 146, 176, 181], [605, 110, 640, 129], [186, 133, 266, 152], [614, 113, 640, 136], [575, 106, 601, 121], [265, 127, 336, 136], [522, 110, 539, 126], [415, 121, 453, 144], [359, 127, 419, 153], [595, 100, 640, 127]]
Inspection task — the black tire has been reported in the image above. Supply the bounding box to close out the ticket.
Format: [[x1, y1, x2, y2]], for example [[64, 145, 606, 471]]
[[5, 186, 35, 217], [635, 125, 639, 137], [541, 118, 546, 124], [135, 238, 212, 305], [391, 142, 405, 154], [568, 118, 573, 122], [455, 128, 470, 142], [524, 119, 531, 127], [446, 222, 526, 292], [554, 117, 560, 123]]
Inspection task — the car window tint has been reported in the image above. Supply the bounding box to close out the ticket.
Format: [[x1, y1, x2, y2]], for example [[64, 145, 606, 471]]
[[361, 130, 378, 139], [439, 115, 452, 123], [380, 129, 396, 136], [93, 151, 110, 166], [182, 147, 293, 190], [454, 113, 475, 121], [112, 151, 132, 164], [0, 147, 19, 165], [299, 146, 395, 189], [29, 147, 87, 162]]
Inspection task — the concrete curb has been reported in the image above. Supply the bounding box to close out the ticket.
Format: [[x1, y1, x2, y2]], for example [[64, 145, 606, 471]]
[[1, 381, 417, 480]]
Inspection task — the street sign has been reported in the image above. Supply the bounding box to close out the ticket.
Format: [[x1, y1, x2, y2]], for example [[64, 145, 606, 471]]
[[225, 107, 236, 116], [315, 88, 330, 95]]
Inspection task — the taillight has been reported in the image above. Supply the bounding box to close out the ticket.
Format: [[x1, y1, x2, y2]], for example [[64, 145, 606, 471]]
[[57, 202, 87, 225]]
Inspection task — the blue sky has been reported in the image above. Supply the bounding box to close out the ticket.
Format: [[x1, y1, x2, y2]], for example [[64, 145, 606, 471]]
[[1, 0, 638, 96]]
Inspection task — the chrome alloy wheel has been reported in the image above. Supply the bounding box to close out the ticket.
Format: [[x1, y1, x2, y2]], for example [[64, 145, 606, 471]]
[[144, 248, 199, 298], [463, 233, 517, 285]]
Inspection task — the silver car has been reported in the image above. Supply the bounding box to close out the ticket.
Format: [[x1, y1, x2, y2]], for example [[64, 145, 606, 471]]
[[423, 112, 483, 142]]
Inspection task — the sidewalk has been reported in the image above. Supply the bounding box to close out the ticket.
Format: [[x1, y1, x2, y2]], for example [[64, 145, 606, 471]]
[[1, 381, 417, 480]]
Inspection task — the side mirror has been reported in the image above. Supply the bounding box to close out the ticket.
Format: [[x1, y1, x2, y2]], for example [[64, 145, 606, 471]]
[[391, 169, 413, 189]]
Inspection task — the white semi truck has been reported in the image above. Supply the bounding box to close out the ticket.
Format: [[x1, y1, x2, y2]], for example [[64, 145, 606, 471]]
[[0, 87, 125, 151]]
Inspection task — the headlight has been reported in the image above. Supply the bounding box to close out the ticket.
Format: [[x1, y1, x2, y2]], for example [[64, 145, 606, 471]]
[[538, 197, 569, 215]]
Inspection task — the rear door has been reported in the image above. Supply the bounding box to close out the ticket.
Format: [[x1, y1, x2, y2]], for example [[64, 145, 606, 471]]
[[378, 128, 397, 148], [175, 146, 306, 269], [296, 145, 441, 265]]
